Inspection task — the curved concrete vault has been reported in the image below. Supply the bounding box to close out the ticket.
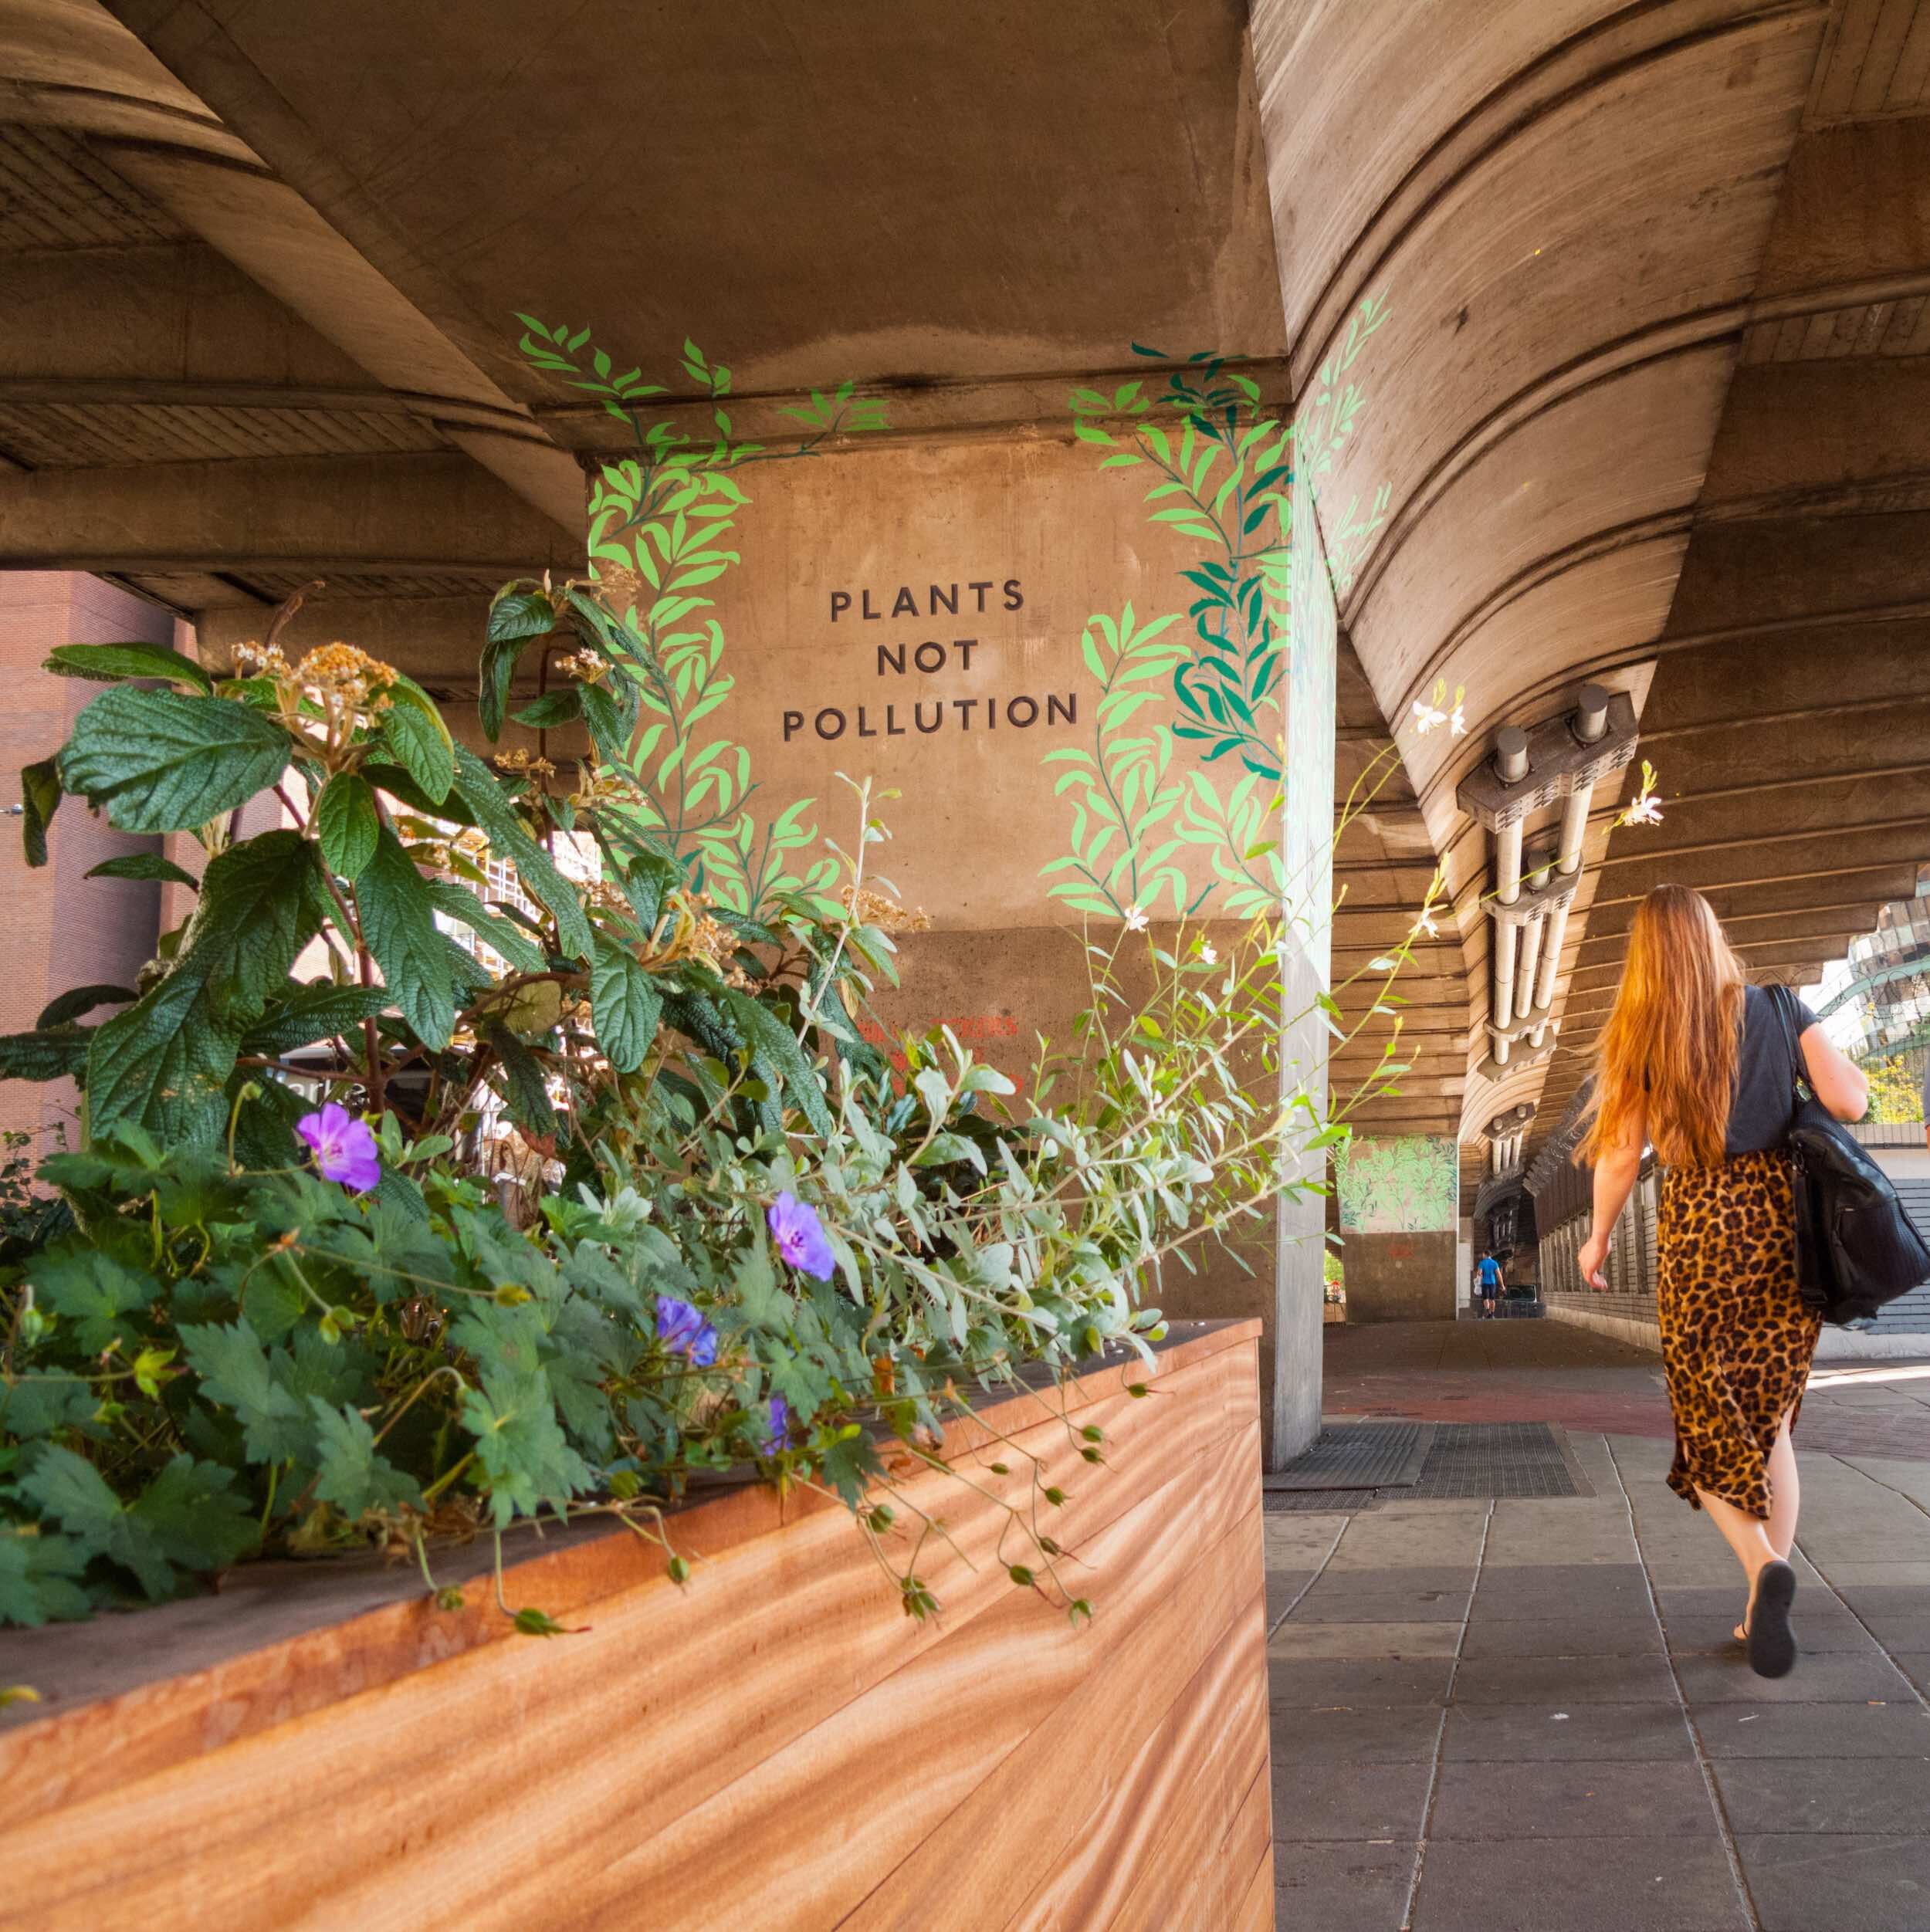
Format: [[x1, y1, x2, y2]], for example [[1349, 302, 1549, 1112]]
[[1254, 0, 1930, 1197]]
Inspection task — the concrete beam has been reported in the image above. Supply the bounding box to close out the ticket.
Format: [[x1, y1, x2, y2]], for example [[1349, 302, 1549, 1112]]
[[0, 452, 581, 586]]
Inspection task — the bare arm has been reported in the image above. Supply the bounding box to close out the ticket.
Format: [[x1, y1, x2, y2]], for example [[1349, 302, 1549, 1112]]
[[1799, 1023, 1867, 1125], [1576, 1109, 1643, 1291]]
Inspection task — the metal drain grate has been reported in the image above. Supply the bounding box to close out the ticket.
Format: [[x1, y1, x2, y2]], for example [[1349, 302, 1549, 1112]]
[[1261, 1422, 1591, 1510], [1406, 1423, 1589, 1499], [1263, 1421, 1432, 1491]]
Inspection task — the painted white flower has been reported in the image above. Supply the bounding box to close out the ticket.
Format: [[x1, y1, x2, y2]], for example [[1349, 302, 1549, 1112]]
[[1410, 910, 1439, 940], [1411, 677, 1468, 739], [1123, 904, 1150, 932], [1200, 941, 1218, 965], [1617, 760, 1664, 828]]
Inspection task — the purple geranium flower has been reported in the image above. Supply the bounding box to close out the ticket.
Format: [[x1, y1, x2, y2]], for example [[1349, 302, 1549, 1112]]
[[767, 1193, 835, 1281], [760, 1396, 792, 1457], [296, 1102, 381, 1192], [655, 1294, 719, 1368]]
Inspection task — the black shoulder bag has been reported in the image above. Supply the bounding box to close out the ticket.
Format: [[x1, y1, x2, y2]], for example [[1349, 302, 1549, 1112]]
[[1769, 983, 1930, 1324]]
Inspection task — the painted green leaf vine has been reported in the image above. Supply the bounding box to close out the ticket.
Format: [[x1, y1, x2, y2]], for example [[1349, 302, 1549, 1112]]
[[1045, 294, 1391, 924]]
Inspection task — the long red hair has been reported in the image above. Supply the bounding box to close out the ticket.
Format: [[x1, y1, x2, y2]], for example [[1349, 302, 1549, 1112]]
[[1580, 884, 1745, 1169]]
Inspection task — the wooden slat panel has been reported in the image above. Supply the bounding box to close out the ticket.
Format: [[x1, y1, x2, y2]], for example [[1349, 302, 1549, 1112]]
[[1003, 1585, 1271, 1929], [1232, 1829, 1278, 1932], [1, 1323, 1246, 1825], [2, 1335, 1265, 1932], [616, 1426, 1262, 1932], [845, 1438, 1261, 1927], [1111, 1665, 1274, 1932]]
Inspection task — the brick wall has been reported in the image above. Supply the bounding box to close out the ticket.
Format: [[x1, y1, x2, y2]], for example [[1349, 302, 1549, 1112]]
[[0, 574, 186, 1148]]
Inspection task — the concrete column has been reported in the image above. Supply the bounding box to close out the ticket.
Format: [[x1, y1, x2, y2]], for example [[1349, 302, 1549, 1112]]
[[0, 573, 177, 1144], [1273, 458, 1339, 1467]]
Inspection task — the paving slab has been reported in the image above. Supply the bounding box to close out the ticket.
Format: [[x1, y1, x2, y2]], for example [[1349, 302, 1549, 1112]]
[[1269, 1760, 1433, 1840], [1712, 1754, 1930, 1834], [1410, 1835, 1746, 1931], [1661, 1610, 1879, 1656], [1449, 1653, 1681, 1704], [1458, 1614, 1664, 1659], [1688, 1701, 1930, 1758], [1736, 1832, 1930, 1932], [1268, 1702, 1444, 1765], [1441, 1702, 1696, 1761], [1268, 1619, 1461, 1660], [1289, 1565, 1474, 1622], [1427, 1758, 1717, 1839], [1481, 1499, 1637, 1568], [1267, 1656, 1457, 1705], [1671, 1649, 1917, 1704], [1270, 1839, 1417, 1932], [1469, 1563, 1654, 1622]]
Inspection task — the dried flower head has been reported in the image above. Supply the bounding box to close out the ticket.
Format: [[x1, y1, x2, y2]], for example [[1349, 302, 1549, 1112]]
[[493, 748, 558, 780], [844, 883, 932, 933], [554, 650, 611, 685]]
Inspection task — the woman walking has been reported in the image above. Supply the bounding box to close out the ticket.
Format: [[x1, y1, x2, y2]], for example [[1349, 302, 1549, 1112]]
[[1576, 885, 1867, 1677]]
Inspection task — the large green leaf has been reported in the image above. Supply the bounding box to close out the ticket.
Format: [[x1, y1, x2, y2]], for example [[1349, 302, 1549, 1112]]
[[35, 985, 133, 1029], [481, 1020, 558, 1140], [22, 1446, 256, 1601], [719, 983, 834, 1135], [479, 589, 557, 742], [354, 827, 456, 1048], [84, 853, 200, 889], [239, 983, 390, 1057], [449, 743, 593, 959], [511, 689, 582, 730], [424, 878, 546, 976], [0, 1027, 93, 1081], [314, 773, 380, 881], [308, 1399, 421, 1516], [0, 1531, 92, 1626], [43, 641, 213, 692], [577, 678, 634, 761], [378, 681, 455, 805], [87, 831, 324, 1143], [20, 757, 60, 868], [59, 687, 290, 834], [590, 932, 662, 1073]]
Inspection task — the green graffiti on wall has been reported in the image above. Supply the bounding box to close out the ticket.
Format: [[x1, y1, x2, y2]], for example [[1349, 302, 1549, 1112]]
[[1335, 1135, 1459, 1233], [1043, 298, 1391, 923]]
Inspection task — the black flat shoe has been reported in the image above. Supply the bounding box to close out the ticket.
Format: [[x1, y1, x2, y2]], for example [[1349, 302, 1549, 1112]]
[[1747, 1561, 1797, 1679]]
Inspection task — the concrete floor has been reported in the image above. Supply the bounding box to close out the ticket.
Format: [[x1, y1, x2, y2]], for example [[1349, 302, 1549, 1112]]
[[1266, 1324, 1930, 1930]]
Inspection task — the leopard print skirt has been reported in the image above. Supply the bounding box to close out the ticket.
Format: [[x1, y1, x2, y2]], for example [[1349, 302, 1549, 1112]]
[[1657, 1147, 1820, 1518]]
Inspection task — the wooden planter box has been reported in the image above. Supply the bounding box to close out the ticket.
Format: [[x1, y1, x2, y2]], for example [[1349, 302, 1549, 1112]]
[[0, 1319, 1270, 1930]]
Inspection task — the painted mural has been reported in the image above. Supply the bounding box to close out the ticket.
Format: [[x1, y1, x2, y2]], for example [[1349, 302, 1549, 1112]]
[[1334, 1135, 1459, 1234]]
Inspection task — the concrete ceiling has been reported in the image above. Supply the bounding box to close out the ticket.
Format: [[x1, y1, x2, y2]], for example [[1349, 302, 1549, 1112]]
[[5, 0, 1924, 1160]]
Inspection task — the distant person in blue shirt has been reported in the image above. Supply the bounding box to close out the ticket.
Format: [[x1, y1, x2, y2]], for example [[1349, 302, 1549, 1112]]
[[1477, 1252, 1504, 1317]]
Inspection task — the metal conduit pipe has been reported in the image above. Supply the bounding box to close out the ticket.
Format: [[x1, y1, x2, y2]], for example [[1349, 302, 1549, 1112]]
[[1529, 689, 1611, 1046], [1513, 849, 1554, 1023], [1529, 896, 1569, 1045], [1489, 726, 1530, 1064]]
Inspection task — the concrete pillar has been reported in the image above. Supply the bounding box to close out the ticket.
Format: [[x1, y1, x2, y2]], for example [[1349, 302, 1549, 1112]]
[[0, 573, 178, 1145], [1273, 458, 1339, 1467]]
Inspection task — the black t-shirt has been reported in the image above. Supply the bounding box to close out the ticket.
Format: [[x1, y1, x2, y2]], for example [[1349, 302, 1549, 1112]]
[[1724, 985, 1820, 1157]]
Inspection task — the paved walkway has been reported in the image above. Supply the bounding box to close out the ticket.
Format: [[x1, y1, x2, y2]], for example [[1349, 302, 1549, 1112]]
[[1265, 1323, 1930, 1930]]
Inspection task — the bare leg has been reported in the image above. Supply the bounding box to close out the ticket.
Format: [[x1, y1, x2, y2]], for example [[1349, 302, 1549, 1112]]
[[1697, 1485, 1779, 1642], [1765, 1413, 1800, 1562]]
